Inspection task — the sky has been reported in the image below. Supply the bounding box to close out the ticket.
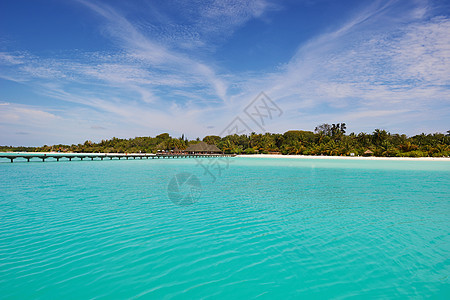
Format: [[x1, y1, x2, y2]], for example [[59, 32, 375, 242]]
[[0, 0, 449, 146]]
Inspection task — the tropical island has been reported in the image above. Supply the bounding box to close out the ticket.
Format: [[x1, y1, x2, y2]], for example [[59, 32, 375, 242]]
[[1, 123, 449, 157]]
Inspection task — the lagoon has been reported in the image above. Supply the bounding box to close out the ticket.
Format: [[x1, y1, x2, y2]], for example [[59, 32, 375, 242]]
[[0, 157, 449, 298]]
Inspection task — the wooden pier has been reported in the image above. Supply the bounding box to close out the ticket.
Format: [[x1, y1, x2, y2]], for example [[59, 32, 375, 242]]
[[0, 152, 234, 163]]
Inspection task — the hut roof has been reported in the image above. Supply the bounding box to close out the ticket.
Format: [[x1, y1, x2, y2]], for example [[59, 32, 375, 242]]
[[364, 149, 374, 154], [206, 144, 221, 152], [185, 141, 221, 153]]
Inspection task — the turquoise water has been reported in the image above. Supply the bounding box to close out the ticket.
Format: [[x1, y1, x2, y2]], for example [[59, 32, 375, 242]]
[[0, 157, 449, 298]]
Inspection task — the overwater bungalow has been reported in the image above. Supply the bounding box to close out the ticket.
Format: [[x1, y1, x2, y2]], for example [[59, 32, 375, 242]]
[[185, 141, 222, 154]]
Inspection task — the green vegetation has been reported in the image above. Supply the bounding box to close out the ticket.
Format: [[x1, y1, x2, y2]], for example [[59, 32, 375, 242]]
[[1, 124, 449, 157]]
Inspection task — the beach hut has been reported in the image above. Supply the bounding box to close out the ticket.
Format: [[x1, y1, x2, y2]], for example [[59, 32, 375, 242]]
[[364, 150, 374, 156], [172, 147, 182, 154], [185, 142, 221, 154], [206, 144, 221, 153]]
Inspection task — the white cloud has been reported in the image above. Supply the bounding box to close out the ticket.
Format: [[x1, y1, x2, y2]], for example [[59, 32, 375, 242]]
[[77, 0, 231, 103], [0, 52, 24, 65], [231, 2, 450, 135], [134, 0, 277, 50]]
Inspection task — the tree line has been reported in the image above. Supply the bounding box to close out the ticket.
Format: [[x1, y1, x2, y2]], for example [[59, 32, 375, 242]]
[[1, 124, 449, 157]]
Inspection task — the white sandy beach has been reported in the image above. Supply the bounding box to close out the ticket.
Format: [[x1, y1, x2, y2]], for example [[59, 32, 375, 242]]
[[237, 154, 450, 161]]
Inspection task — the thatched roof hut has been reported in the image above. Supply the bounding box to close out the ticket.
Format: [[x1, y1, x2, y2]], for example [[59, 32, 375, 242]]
[[207, 144, 221, 152], [185, 141, 221, 153], [364, 149, 374, 155]]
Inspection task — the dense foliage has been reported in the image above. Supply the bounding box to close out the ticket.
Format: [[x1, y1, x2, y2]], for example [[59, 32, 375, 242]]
[[1, 125, 449, 157]]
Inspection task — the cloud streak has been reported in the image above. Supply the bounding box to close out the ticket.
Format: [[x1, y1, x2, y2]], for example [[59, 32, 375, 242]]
[[234, 1, 450, 134], [77, 0, 232, 103]]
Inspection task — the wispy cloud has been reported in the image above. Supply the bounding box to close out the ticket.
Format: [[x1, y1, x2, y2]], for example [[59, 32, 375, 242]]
[[232, 1, 450, 134], [125, 0, 277, 50], [77, 0, 233, 103], [0, 0, 279, 144]]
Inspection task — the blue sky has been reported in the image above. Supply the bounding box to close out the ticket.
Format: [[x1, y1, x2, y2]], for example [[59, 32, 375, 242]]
[[0, 0, 449, 146]]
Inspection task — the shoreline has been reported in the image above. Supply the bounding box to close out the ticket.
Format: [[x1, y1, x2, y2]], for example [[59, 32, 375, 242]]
[[236, 154, 450, 161], [2, 152, 449, 161]]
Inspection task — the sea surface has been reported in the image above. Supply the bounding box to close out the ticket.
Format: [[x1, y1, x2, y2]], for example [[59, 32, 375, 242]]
[[1, 156, 449, 298]]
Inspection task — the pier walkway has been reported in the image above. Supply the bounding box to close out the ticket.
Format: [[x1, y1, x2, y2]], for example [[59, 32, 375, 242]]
[[0, 152, 234, 163]]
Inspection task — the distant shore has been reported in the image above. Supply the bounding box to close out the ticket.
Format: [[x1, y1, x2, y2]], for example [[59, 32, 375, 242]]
[[2, 152, 449, 161], [237, 154, 450, 161]]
